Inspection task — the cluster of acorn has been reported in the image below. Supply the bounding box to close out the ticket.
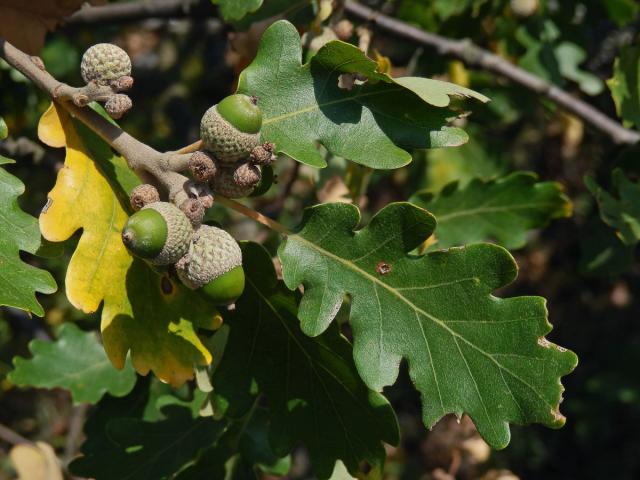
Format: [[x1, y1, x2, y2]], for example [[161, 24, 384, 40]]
[[79, 42, 277, 305], [193, 93, 277, 199], [121, 197, 245, 305], [79, 43, 134, 118], [120, 93, 277, 305]]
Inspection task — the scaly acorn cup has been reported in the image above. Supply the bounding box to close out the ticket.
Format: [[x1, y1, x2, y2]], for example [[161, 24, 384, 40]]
[[175, 225, 245, 305], [211, 163, 261, 198], [81, 43, 132, 86], [121, 201, 193, 265], [200, 94, 262, 165]]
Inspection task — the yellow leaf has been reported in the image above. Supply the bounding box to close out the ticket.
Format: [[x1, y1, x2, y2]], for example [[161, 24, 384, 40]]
[[9, 442, 63, 480], [38, 104, 217, 387], [37, 103, 66, 148], [449, 60, 470, 88], [40, 104, 131, 314], [373, 49, 392, 76]]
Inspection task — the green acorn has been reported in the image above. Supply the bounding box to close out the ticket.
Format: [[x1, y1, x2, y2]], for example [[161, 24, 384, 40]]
[[81, 43, 132, 86], [175, 225, 245, 305], [121, 202, 193, 265], [200, 94, 262, 165]]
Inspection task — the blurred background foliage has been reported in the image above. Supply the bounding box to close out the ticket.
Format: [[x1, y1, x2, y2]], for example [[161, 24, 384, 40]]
[[1, 0, 640, 479]]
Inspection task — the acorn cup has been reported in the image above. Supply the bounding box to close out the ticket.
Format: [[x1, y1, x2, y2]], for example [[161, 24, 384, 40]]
[[175, 225, 245, 305]]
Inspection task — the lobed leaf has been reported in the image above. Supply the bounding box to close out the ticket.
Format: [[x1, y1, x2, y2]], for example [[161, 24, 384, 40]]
[[278, 202, 577, 449], [37, 103, 218, 387], [585, 168, 640, 246], [71, 405, 225, 480], [177, 407, 291, 480], [237, 20, 488, 168], [211, 242, 399, 479], [9, 323, 136, 404], [411, 172, 572, 250], [0, 156, 56, 316]]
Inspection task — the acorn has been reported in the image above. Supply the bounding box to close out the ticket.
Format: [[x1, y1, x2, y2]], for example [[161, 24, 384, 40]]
[[175, 225, 245, 305], [129, 184, 160, 211], [104, 94, 133, 119], [211, 163, 261, 198], [81, 43, 132, 87], [121, 201, 193, 265], [189, 150, 218, 183], [200, 94, 262, 165], [249, 142, 276, 166]]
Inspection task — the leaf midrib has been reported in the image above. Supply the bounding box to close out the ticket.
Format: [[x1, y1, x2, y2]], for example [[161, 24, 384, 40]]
[[262, 87, 403, 125], [291, 234, 555, 413]]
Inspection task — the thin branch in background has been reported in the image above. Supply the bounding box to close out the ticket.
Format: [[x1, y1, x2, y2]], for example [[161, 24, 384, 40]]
[[65, 0, 213, 25], [343, 0, 640, 146], [63, 403, 89, 466], [63, 0, 640, 145], [71, 0, 640, 214], [0, 423, 32, 446]]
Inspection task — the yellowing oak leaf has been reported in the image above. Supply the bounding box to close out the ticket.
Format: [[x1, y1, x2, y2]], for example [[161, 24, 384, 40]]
[[38, 103, 218, 387], [0, 0, 105, 54]]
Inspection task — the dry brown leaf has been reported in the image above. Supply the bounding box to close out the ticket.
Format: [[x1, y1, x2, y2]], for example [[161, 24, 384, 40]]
[[9, 441, 63, 480], [316, 175, 352, 204], [0, 0, 105, 54]]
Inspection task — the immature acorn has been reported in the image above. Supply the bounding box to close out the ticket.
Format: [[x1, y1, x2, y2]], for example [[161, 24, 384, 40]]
[[249, 142, 276, 166], [130, 184, 160, 211], [81, 43, 132, 87], [121, 202, 193, 265], [211, 163, 261, 198], [200, 94, 262, 165], [176, 225, 245, 305]]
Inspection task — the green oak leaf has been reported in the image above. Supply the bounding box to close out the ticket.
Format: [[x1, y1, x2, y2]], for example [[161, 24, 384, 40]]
[[585, 169, 640, 246], [70, 404, 225, 480], [410, 172, 572, 250], [579, 217, 635, 277], [424, 135, 508, 193], [237, 20, 488, 168], [210, 242, 399, 479], [212, 0, 263, 21], [177, 407, 291, 480], [555, 42, 603, 96], [72, 378, 152, 464], [601, 0, 639, 26], [278, 202, 577, 449], [8, 323, 136, 404], [0, 157, 56, 316], [607, 45, 640, 128]]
